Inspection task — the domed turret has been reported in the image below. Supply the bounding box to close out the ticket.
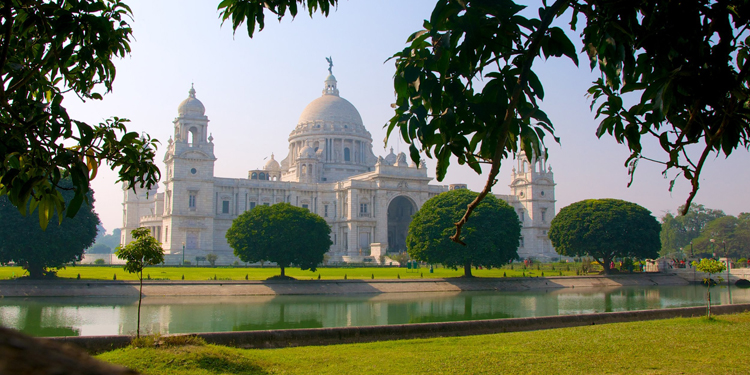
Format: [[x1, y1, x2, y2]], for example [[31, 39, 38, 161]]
[[298, 145, 316, 159], [178, 84, 205, 117], [264, 153, 280, 171], [384, 147, 397, 165]]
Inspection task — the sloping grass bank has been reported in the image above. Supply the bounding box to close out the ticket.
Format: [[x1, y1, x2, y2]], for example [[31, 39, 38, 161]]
[[97, 312, 750, 375]]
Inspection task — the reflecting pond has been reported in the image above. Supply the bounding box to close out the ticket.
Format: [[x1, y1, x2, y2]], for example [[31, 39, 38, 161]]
[[1, 285, 747, 337]]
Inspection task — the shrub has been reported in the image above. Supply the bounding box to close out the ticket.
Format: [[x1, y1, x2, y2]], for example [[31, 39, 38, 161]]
[[93, 259, 106, 265], [131, 334, 206, 349]]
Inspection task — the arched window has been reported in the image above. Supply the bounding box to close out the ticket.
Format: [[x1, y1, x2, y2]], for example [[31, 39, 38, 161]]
[[188, 126, 198, 146], [344, 147, 350, 162], [259, 172, 266, 180], [251, 172, 257, 180], [301, 165, 307, 175]]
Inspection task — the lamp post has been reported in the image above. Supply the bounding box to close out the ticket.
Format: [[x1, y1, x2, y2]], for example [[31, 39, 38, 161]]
[[690, 241, 695, 282], [182, 242, 185, 266]]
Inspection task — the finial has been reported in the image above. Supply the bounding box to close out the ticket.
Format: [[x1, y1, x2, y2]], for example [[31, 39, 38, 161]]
[[189, 83, 196, 98], [270, 153, 275, 160], [326, 56, 333, 75], [208, 133, 213, 143]]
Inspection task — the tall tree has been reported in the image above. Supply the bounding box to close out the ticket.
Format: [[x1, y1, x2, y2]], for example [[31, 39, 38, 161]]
[[549, 199, 661, 274], [0, 179, 98, 278], [691, 215, 750, 258], [407, 189, 520, 277], [218, 0, 750, 238], [226, 203, 331, 278], [116, 227, 164, 338], [659, 203, 725, 256], [0, 1, 160, 228]]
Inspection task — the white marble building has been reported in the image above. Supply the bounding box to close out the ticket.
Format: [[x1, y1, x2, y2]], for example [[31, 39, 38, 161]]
[[122, 71, 558, 264]]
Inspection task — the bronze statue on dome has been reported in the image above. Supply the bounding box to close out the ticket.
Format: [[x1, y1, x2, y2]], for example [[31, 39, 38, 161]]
[[326, 56, 333, 74]]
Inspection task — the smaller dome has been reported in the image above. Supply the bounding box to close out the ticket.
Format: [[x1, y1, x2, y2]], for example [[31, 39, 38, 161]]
[[178, 84, 205, 117], [396, 152, 408, 167], [299, 145, 316, 159], [264, 153, 280, 171], [384, 147, 397, 165]]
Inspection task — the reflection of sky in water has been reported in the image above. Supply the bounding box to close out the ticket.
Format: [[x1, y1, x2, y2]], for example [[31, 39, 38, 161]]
[[1, 285, 748, 337]]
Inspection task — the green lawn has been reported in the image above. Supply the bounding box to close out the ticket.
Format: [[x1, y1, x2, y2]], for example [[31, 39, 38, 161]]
[[97, 312, 750, 374], [0, 263, 590, 281]]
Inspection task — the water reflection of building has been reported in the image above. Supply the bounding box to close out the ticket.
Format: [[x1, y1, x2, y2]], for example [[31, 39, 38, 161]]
[[122, 67, 558, 263]]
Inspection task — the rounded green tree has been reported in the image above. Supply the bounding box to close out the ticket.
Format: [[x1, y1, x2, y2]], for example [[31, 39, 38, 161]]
[[406, 189, 520, 277], [226, 203, 332, 279], [0, 180, 99, 278], [549, 199, 660, 274]]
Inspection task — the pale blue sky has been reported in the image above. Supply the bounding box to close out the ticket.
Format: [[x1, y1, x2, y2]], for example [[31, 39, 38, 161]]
[[65, 0, 750, 233]]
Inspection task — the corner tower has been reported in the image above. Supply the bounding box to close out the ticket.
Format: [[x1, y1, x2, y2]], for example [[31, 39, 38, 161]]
[[161, 85, 217, 256], [511, 150, 557, 260]]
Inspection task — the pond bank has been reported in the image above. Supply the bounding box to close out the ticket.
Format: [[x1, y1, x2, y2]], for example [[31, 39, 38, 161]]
[[50, 303, 750, 353], [0, 273, 688, 297]]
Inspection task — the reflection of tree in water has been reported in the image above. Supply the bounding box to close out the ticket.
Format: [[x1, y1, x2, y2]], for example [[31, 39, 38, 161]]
[[387, 295, 516, 324], [232, 304, 323, 331], [16, 304, 79, 337]]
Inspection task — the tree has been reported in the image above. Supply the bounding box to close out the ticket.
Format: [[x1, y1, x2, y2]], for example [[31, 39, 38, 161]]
[[406, 189, 520, 277], [692, 258, 726, 319], [206, 253, 218, 266], [660, 204, 725, 256], [218, 0, 750, 239], [0, 179, 98, 278], [691, 214, 750, 259], [115, 227, 164, 338], [548, 199, 661, 274], [86, 243, 112, 254], [0, 1, 160, 229], [226, 203, 331, 278]]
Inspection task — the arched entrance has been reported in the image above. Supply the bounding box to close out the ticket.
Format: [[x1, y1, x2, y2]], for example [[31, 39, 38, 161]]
[[387, 196, 417, 252]]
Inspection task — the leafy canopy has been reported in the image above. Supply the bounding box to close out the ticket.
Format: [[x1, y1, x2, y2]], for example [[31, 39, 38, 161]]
[[0, 0, 160, 228], [116, 227, 164, 275], [660, 203, 725, 256], [407, 189, 520, 277], [548, 199, 661, 273], [583, 1, 750, 215], [691, 214, 750, 258], [218, 0, 750, 239], [226, 203, 332, 276], [0, 179, 98, 278]]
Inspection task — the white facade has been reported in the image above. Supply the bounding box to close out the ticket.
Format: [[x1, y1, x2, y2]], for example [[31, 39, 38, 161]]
[[122, 73, 558, 264]]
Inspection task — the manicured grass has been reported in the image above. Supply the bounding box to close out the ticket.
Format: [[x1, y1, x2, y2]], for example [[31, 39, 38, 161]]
[[0, 264, 588, 281], [97, 312, 750, 374]]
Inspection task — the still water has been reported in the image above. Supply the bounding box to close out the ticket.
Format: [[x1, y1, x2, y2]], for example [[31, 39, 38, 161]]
[[1, 285, 746, 337]]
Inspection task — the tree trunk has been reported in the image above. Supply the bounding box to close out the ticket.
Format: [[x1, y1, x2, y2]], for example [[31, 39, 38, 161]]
[[280, 266, 285, 277], [597, 258, 612, 274], [137, 270, 143, 338], [464, 262, 473, 278], [706, 282, 712, 319], [26, 261, 45, 279]]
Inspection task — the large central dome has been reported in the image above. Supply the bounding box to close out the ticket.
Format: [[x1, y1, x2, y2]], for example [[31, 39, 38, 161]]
[[298, 94, 363, 126], [280, 69, 377, 183]]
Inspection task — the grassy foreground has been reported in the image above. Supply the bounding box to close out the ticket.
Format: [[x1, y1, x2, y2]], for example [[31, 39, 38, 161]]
[[97, 312, 750, 375], [0, 263, 590, 281]]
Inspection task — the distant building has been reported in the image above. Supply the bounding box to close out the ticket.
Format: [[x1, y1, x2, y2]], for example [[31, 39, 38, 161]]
[[122, 69, 558, 263]]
